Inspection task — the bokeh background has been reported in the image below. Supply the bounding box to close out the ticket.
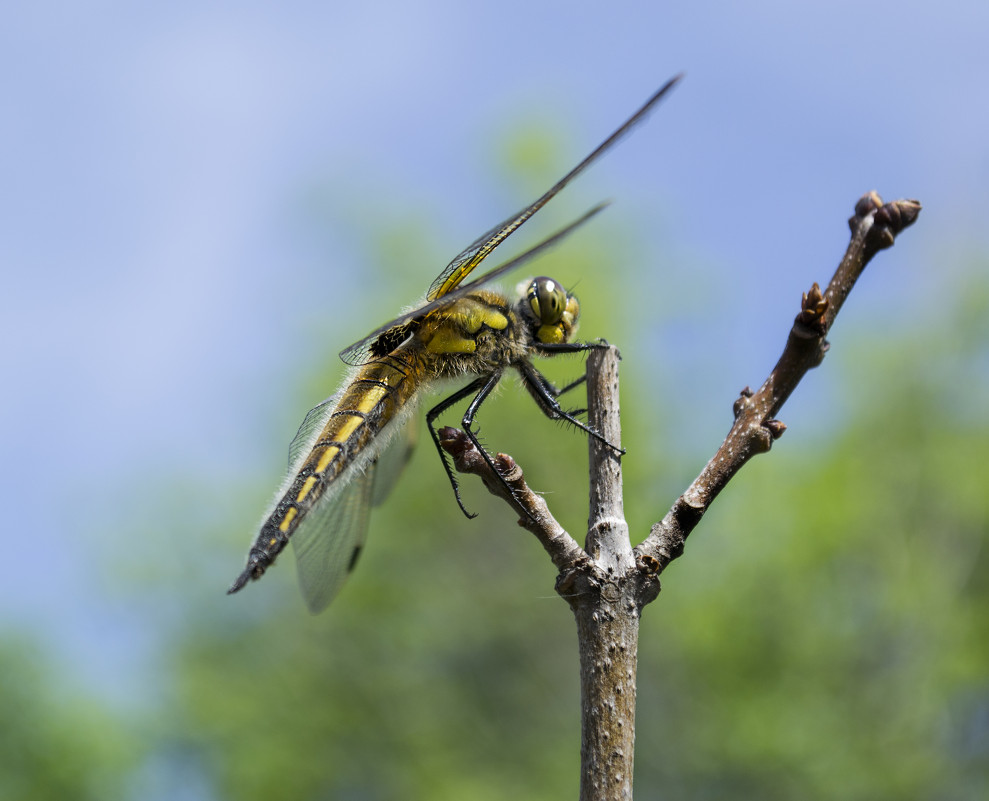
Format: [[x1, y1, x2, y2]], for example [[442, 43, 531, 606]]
[[3, 2, 988, 799]]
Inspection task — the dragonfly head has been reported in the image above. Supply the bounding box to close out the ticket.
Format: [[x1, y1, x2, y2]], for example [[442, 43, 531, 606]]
[[521, 276, 580, 345]]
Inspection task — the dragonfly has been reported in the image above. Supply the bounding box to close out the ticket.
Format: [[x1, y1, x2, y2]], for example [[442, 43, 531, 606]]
[[229, 75, 681, 612]]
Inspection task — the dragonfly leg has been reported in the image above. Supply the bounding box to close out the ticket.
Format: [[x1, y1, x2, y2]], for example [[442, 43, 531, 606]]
[[533, 339, 612, 356], [545, 372, 587, 399], [458, 371, 540, 522], [518, 361, 625, 455], [426, 374, 496, 519], [532, 339, 614, 411]]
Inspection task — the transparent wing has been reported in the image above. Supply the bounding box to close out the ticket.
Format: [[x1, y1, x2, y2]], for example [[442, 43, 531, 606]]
[[338, 203, 608, 366], [371, 415, 418, 506], [425, 75, 682, 301], [338, 76, 681, 368], [287, 394, 338, 467], [291, 465, 375, 614], [288, 414, 416, 614]]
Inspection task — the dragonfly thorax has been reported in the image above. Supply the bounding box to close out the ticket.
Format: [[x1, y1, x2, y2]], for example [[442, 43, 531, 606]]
[[520, 276, 580, 346]]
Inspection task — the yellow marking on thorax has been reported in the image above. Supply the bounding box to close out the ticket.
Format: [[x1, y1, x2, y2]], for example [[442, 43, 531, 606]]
[[425, 299, 509, 354], [296, 475, 318, 502], [315, 445, 341, 473], [279, 506, 298, 532], [480, 309, 508, 330], [448, 298, 508, 333], [426, 327, 477, 354]]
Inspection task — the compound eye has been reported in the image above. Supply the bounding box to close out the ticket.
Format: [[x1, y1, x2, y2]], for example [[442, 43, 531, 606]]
[[527, 276, 567, 325]]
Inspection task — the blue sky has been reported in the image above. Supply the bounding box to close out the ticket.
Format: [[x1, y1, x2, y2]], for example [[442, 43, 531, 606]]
[[2, 1, 986, 703]]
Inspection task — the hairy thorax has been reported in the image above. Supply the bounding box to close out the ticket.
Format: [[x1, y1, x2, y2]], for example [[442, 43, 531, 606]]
[[415, 289, 531, 379]]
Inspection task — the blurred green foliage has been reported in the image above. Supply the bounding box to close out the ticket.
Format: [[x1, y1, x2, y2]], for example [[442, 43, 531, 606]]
[[2, 148, 986, 799], [0, 641, 138, 800]]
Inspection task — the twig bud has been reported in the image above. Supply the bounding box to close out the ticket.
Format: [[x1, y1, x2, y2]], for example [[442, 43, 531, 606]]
[[764, 419, 787, 439], [795, 282, 830, 334], [875, 199, 922, 235], [849, 191, 884, 231], [733, 388, 754, 417]]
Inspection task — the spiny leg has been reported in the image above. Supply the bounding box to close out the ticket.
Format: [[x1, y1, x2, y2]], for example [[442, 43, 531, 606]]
[[532, 339, 613, 412], [426, 374, 500, 519], [532, 339, 611, 406], [458, 371, 540, 522], [533, 338, 614, 357], [531, 367, 587, 400], [525, 362, 586, 407], [553, 373, 588, 398], [518, 360, 625, 455]]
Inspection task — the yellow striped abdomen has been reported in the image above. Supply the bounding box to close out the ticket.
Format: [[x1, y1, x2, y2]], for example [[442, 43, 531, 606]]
[[264, 350, 424, 548]]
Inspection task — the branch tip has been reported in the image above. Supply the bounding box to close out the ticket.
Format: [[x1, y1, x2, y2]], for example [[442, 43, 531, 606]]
[[847, 196, 922, 251], [438, 425, 468, 458], [438, 425, 500, 482]]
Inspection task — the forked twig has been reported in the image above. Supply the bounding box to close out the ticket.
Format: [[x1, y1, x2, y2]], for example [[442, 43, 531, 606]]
[[440, 193, 921, 801]]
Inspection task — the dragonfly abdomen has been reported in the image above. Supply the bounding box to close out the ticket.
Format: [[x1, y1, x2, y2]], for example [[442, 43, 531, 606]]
[[230, 350, 424, 591]]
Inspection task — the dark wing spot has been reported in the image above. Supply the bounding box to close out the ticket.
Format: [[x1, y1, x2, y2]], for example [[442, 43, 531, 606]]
[[370, 320, 420, 358], [347, 545, 363, 573]]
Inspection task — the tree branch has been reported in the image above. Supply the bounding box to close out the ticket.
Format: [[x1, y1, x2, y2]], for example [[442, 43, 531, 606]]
[[636, 193, 921, 573], [440, 350, 645, 801], [573, 345, 641, 801], [585, 347, 633, 574]]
